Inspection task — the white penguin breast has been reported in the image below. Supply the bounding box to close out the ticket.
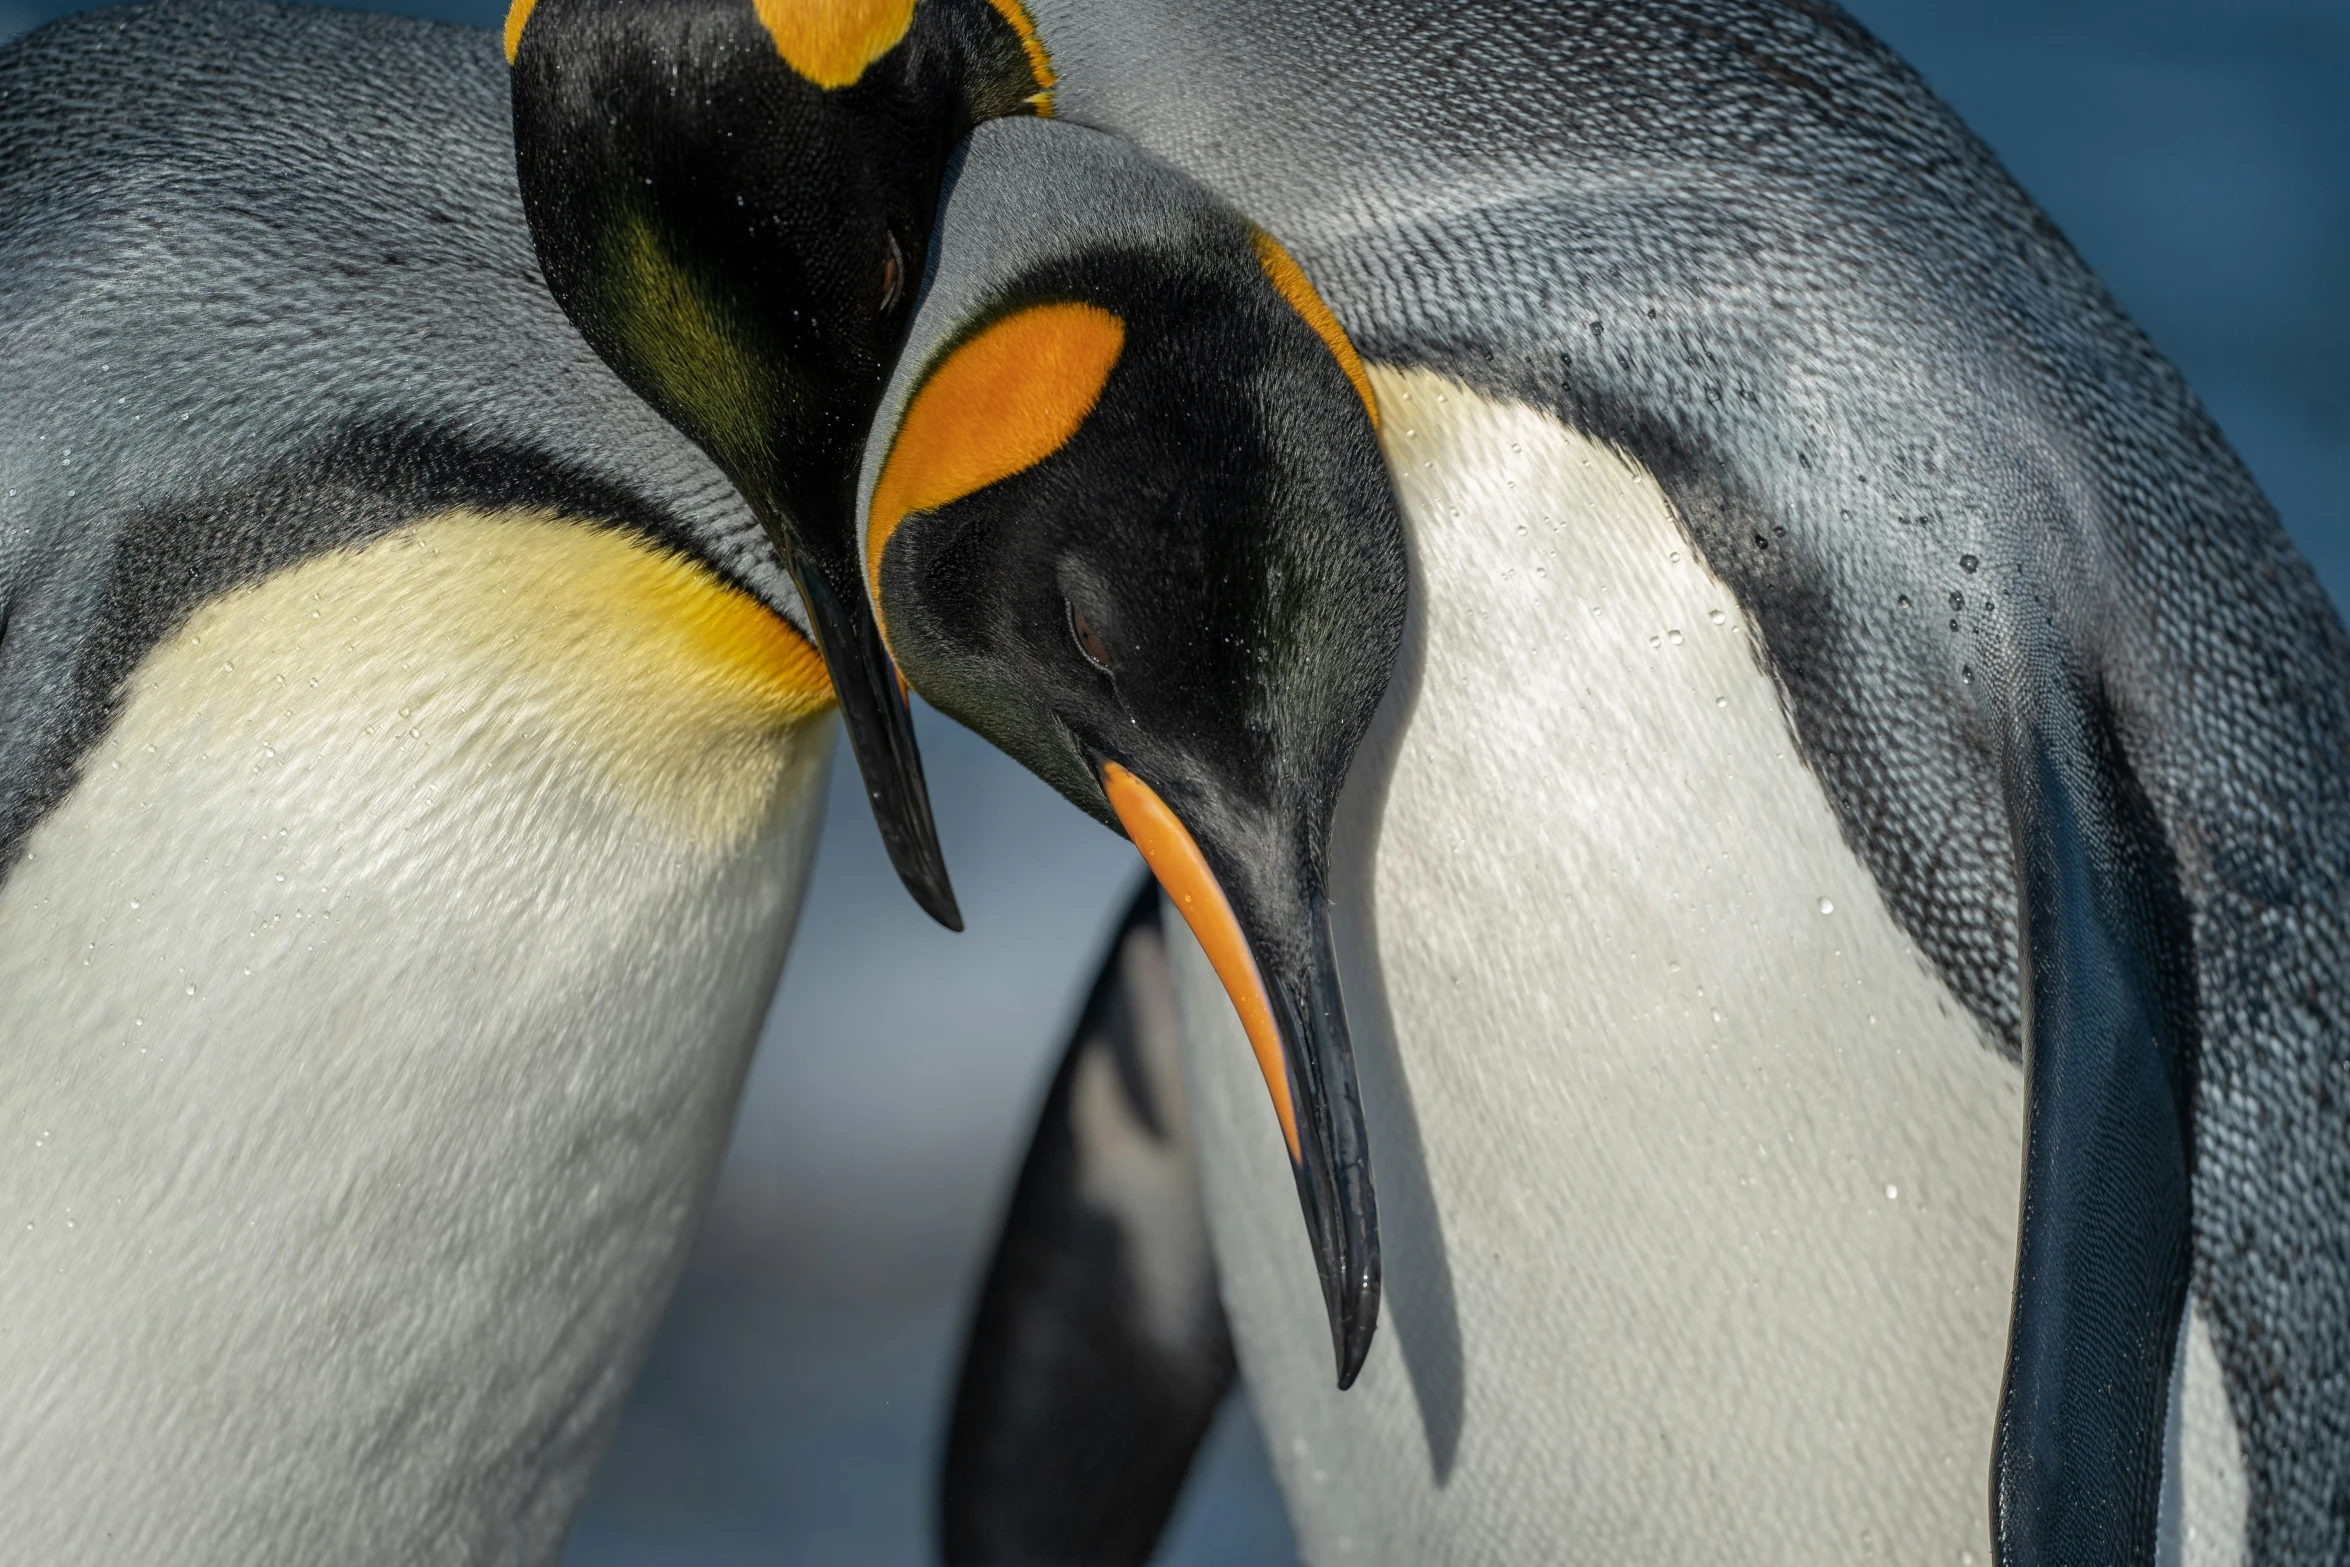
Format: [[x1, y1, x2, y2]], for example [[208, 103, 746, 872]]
[[1174, 367, 2240, 1564], [0, 512, 834, 1565]]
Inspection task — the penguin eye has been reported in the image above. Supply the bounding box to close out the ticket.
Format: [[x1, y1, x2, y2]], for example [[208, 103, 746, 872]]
[[1068, 600, 1113, 675], [879, 231, 905, 315]]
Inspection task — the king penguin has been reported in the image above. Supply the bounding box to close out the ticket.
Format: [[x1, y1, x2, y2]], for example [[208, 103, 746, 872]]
[[0, 5, 839, 1558], [841, 118, 1406, 1563], [507, 3, 2350, 1563]]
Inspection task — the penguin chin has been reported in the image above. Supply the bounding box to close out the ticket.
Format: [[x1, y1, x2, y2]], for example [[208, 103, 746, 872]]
[[886, 626, 1109, 829]]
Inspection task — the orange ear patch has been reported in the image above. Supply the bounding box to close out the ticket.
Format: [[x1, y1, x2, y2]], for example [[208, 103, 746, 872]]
[[1251, 230, 1379, 431], [1102, 762, 1303, 1162], [866, 302, 1125, 632], [502, 0, 537, 62], [752, 0, 915, 88]]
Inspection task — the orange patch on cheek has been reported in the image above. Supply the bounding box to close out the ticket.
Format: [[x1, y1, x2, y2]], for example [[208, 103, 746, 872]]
[[752, 0, 915, 88], [1102, 763, 1303, 1162], [1251, 230, 1379, 430], [865, 302, 1125, 644]]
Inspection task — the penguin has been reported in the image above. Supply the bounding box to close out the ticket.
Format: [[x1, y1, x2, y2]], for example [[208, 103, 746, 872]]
[[506, 3, 2350, 1563], [0, 5, 838, 1558], [871, 118, 1407, 1563], [508, 0, 1393, 1404]]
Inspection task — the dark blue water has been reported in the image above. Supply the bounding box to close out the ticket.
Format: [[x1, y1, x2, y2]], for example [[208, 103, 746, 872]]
[[3, 0, 2340, 1560]]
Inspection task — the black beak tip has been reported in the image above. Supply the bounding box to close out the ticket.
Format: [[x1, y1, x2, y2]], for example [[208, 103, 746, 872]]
[[786, 559, 964, 931], [1333, 1261, 1380, 1390], [1300, 1168, 1380, 1390], [1276, 908, 1381, 1392], [855, 751, 965, 932], [900, 854, 964, 932]]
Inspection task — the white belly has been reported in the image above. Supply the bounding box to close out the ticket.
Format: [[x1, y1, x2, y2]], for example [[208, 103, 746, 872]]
[[0, 512, 834, 1564], [1172, 367, 2244, 1564]]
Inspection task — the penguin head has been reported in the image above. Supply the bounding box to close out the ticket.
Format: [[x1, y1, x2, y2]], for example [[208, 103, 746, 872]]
[[506, 0, 1047, 928], [868, 294, 1398, 863], [863, 121, 1406, 1384]]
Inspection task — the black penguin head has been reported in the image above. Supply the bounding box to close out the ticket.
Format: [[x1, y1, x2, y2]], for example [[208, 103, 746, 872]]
[[869, 271, 1400, 871], [863, 156, 1407, 1382], [506, 0, 1046, 928]]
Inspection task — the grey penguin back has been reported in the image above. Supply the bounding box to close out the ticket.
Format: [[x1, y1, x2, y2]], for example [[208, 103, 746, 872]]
[[0, 0, 791, 871]]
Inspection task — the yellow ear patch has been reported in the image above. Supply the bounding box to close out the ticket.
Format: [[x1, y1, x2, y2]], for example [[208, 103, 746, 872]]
[[1251, 231, 1379, 431], [752, 0, 915, 88], [866, 301, 1125, 629], [502, 0, 537, 62], [984, 0, 1058, 112]]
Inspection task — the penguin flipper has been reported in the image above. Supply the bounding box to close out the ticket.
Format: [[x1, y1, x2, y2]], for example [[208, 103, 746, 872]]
[[940, 878, 1235, 1565], [1992, 698, 2198, 1565]]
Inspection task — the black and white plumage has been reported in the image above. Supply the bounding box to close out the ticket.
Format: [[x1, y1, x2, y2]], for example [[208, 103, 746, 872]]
[[1023, 7, 2346, 1559], [868, 114, 1418, 1560], [501, 2, 2350, 1562], [0, 7, 839, 1558]]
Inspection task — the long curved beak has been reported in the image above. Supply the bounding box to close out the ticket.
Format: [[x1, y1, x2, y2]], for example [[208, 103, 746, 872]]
[[785, 555, 962, 931], [1101, 762, 1379, 1387]]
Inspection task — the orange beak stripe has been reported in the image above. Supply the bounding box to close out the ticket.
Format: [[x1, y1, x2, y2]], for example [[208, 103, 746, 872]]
[[1101, 762, 1301, 1162]]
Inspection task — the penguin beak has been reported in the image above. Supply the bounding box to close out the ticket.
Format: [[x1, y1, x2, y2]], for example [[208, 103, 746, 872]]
[[503, 12, 958, 928], [739, 446, 961, 931], [784, 551, 962, 931], [1100, 762, 1380, 1388]]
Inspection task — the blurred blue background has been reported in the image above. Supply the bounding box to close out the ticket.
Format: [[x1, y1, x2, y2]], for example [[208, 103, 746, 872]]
[[1, 0, 2340, 1560]]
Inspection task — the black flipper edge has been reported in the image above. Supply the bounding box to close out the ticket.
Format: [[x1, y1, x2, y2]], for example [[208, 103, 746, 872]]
[[1993, 682, 2200, 1565]]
